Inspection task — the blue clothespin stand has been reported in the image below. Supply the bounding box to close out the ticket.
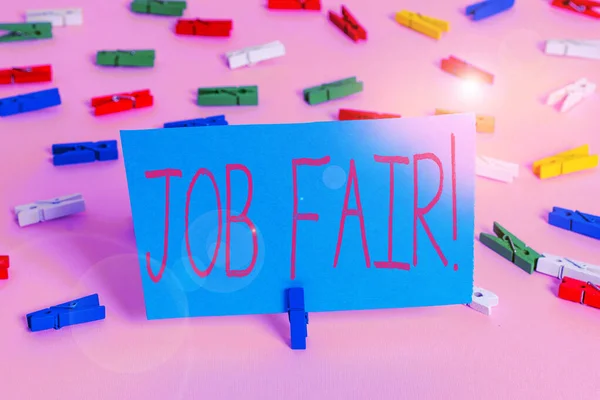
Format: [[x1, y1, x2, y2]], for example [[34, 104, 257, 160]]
[[549, 207, 600, 240], [163, 115, 228, 128], [26, 294, 106, 332], [52, 140, 119, 166], [286, 287, 308, 350], [466, 0, 515, 21], [0, 88, 61, 117]]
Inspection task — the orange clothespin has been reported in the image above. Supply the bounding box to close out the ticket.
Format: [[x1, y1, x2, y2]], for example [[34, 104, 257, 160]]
[[328, 6, 366, 42], [435, 108, 495, 133], [0, 255, 9, 279], [91, 89, 153, 116], [441, 56, 494, 84], [558, 277, 600, 309], [551, 0, 600, 19], [0, 65, 52, 84]]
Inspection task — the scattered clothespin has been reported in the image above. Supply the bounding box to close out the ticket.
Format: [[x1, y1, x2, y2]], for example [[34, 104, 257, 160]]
[[0, 23, 52, 42], [545, 40, 600, 60], [476, 156, 519, 183], [546, 78, 595, 112], [91, 89, 153, 116], [0, 65, 52, 84], [548, 207, 600, 240], [226, 41, 285, 70], [197, 86, 258, 106], [551, 0, 600, 19], [303, 77, 363, 105], [164, 115, 228, 128], [96, 50, 155, 67], [267, 0, 321, 10], [466, 0, 515, 21], [558, 277, 600, 309], [26, 294, 106, 332], [537, 254, 600, 285], [25, 8, 83, 27], [52, 140, 119, 166], [15, 193, 85, 227], [175, 19, 232, 37], [0, 88, 61, 117], [131, 0, 187, 16], [394, 11, 449, 40], [338, 109, 401, 120], [532, 145, 598, 179], [435, 109, 494, 133], [286, 288, 308, 350], [328, 6, 366, 42], [480, 222, 541, 274], [441, 56, 494, 84], [467, 286, 498, 315], [0, 255, 9, 280]]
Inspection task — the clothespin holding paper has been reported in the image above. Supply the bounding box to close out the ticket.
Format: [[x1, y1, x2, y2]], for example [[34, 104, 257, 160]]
[[558, 277, 600, 310], [476, 156, 519, 183], [131, 0, 187, 16], [467, 286, 499, 315], [286, 288, 308, 350], [197, 86, 258, 106], [164, 115, 228, 128], [175, 19, 232, 37], [15, 194, 85, 227], [0, 23, 52, 42], [532, 145, 598, 179], [435, 109, 495, 133], [91, 90, 153, 116], [267, 0, 321, 10], [25, 8, 83, 27], [548, 207, 600, 239], [0, 256, 9, 280], [26, 294, 105, 332], [338, 109, 401, 120], [551, 0, 600, 19], [394, 11, 449, 40], [466, 0, 515, 21], [545, 40, 600, 60], [52, 140, 119, 166], [0, 88, 61, 117], [303, 77, 363, 105], [225, 41, 285, 70], [0, 65, 52, 84], [479, 222, 541, 274], [328, 6, 367, 42], [546, 78, 595, 112], [537, 254, 600, 285], [96, 50, 155, 67]]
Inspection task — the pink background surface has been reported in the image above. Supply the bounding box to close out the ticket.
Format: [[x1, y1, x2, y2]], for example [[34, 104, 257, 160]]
[[1, 1, 599, 399]]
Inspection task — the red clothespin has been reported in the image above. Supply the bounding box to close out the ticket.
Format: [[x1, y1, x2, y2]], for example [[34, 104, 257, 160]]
[[91, 89, 153, 116], [175, 19, 233, 37], [0, 65, 52, 84], [551, 0, 600, 19], [558, 277, 600, 309], [0, 255, 9, 280], [338, 109, 401, 120], [441, 56, 494, 85], [267, 0, 321, 10], [328, 6, 366, 42]]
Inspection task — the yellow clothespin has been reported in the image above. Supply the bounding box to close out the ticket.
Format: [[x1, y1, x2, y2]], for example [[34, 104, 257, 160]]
[[435, 108, 495, 133], [533, 145, 598, 179], [394, 10, 449, 40]]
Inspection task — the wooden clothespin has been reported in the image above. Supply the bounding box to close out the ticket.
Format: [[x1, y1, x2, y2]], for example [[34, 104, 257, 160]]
[[0, 255, 9, 280], [441, 56, 494, 84], [467, 286, 499, 315], [96, 50, 155, 67], [394, 11, 449, 40], [267, 0, 321, 10], [476, 156, 519, 183], [328, 6, 366, 42], [26, 294, 106, 332], [0, 88, 61, 117], [546, 78, 595, 112], [338, 109, 401, 120], [130, 0, 187, 16], [479, 222, 541, 274], [303, 77, 363, 105], [91, 89, 153, 116], [197, 86, 258, 106], [548, 207, 600, 239], [25, 8, 83, 26], [466, 0, 515, 21], [532, 145, 598, 179], [52, 140, 119, 166], [225, 41, 285, 69], [551, 0, 600, 19], [0, 23, 52, 42], [286, 287, 308, 350], [15, 194, 85, 227], [175, 19, 233, 37], [537, 254, 600, 285], [558, 277, 600, 309], [0, 65, 52, 84], [435, 109, 494, 133], [545, 40, 600, 60]]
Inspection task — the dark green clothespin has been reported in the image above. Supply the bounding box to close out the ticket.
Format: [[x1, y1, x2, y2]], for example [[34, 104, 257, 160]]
[[197, 86, 258, 106], [130, 0, 187, 16], [303, 77, 363, 105], [0, 23, 52, 43], [96, 50, 155, 67], [479, 222, 541, 274]]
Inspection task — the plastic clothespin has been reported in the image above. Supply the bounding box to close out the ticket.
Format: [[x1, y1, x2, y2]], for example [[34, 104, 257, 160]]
[[435, 109, 495, 133], [0, 88, 61, 117], [26, 294, 106, 332], [532, 145, 598, 179], [225, 41, 285, 70], [394, 11, 449, 40], [175, 19, 232, 37], [537, 253, 600, 285], [548, 207, 600, 240], [303, 77, 363, 105], [467, 286, 498, 315], [0, 23, 52, 42], [0, 255, 9, 280], [91, 89, 153, 116], [546, 78, 595, 112], [329, 6, 367, 42], [466, 0, 515, 21], [286, 287, 308, 350], [163, 115, 228, 128], [15, 193, 85, 227], [475, 156, 519, 183], [441, 56, 494, 84], [479, 222, 541, 274], [197, 86, 258, 106], [0, 65, 52, 85], [130, 0, 187, 16], [551, 0, 600, 19], [25, 8, 83, 27], [52, 140, 119, 166], [545, 40, 600, 60], [558, 277, 600, 309], [267, 0, 321, 10], [96, 50, 155, 67], [338, 109, 401, 121]]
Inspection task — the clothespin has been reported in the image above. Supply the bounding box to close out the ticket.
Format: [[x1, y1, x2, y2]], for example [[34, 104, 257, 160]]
[[286, 288, 308, 350], [467, 286, 498, 315], [267, 0, 321, 10], [0, 255, 9, 280], [52, 140, 119, 166], [338, 109, 401, 120], [0, 65, 52, 84], [0, 88, 61, 117], [26, 294, 106, 332], [532, 145, 598, 179], [546, 78, 595, 112], [197, 86, 258, 106], [551, 0, 600, 19], [558, 277, 600, 309], [545, 40, 600, 60], [328, 6, 366, 42], [96, 50, 155, 67], [476, 156, 519, 183], [164, 115, 228, 128], [25, 8, 83, 27], [441, 56, 494, 84], [466, 0, 515, 21], [479, 222, 541, 274], [548, 207, 600, 240], [394, 11, 449, 40], [130, 0, 187, 16], [91, 89, 153, 116], [435, 109, 494, 133], [225, 41, 285, 70], [175, 19, 232, 37], [537, 254, 600, 285], [303, 77, 363, 105], [15, 194, 85, 227], [0, 23, 52, 42]]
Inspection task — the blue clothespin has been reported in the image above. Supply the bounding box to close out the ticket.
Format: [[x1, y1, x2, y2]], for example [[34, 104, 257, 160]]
[[549, 207, 600, 240], [466, 0, 515, 21], [52, 140, 119, 166], [0, 88, 61, 117], [163, 115, 228, 128], [26, 294, 106, 332], [286, 287, 308, 350]]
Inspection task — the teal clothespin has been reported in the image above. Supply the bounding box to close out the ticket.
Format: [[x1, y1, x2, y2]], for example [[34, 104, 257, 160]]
[[130, 0, 187, 16], [96, 50, 155, 67], [479, 222, 541, 274], [0, 23, 52, 43], [197, 86, 258, 106], [303, 77, 363, 105]]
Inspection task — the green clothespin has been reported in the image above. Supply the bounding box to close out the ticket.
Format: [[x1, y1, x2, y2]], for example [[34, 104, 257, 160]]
[[479, 222, 541, 274], [197, 86, 258, 106], [96, 50, 155, 67], [0, 23, 52, 43], [303, 77, 363, 105], [131, 0, 187, 16]]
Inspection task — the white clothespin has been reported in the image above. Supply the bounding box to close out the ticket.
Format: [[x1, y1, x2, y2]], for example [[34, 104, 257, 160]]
[[25, 9, 83, 27], [476, 156, 519, 183], [546, 78, 596, 112], [467, 286, 498, 316], [545, 40, 600, 60], [15, 194, 85, 227], [536, 253, 600, 286], [226, 41, 285, 70]]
